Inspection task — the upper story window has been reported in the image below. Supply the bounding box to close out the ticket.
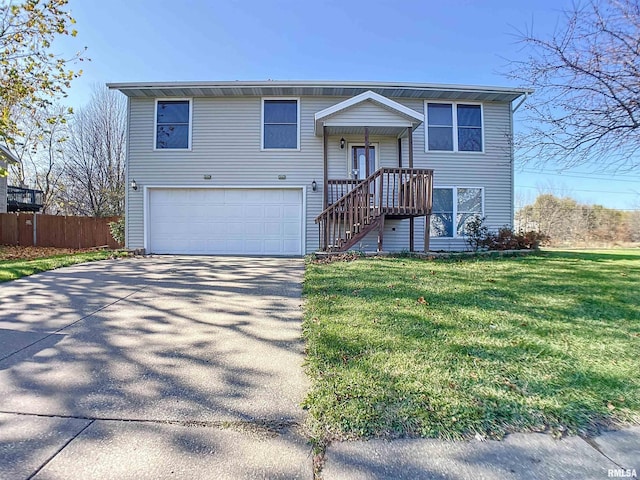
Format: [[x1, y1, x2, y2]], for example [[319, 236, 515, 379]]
[[156, 99, 191, 149], [262, 99, 299, 149], [431, 187, 483, 238], [426, 102, 483, 152]]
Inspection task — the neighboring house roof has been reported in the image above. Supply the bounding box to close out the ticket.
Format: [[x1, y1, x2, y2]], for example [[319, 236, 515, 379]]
[[107, 80, 533, 103], [0, 144, 19, 165], [314, 90, 424, 136]]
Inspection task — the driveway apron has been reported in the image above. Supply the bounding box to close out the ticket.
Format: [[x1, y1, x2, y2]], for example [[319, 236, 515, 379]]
[[0, 256, 311, 479]]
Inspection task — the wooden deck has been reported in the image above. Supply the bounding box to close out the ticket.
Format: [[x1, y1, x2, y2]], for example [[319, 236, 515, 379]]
[[316, 168, 433, 252]]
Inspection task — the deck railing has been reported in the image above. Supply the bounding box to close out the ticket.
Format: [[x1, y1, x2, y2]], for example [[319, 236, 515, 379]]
[[316, 168, 433, 251], [327, 179, 359, 205], [7, 186, 44, 212]]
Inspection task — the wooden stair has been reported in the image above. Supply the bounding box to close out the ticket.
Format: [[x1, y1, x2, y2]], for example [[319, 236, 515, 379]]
[[316, 168, 433, 252]]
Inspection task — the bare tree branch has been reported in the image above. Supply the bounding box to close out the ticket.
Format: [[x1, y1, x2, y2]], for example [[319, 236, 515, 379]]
[[59, 85, 126, 217], [507, 0, 640, 173]]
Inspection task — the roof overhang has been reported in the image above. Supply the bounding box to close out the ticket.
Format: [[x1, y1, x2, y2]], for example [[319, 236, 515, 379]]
[[107, 80, 533, 103], [314, 90, 424, 136], [0, 145, 19, 165]]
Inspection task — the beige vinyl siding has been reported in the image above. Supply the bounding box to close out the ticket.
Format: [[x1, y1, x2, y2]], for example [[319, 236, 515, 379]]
[[128, 96, 336, 253], [323, 100, 413, 128], [348, 100, 513, 252], [417, 100, 512, 251], [125, 95, 513, 253], [326, 135, 398, 179]]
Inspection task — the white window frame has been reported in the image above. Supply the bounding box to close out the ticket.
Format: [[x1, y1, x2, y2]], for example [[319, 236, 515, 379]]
[[430, 186, 485, 238], [261, 97, 301, 151], [154, 98, 193, 151], [424, 101, 484, 154]]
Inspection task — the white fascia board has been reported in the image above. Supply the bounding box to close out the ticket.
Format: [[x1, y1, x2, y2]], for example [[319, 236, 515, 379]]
[[315, 90, 424, 123], [106, 80, 534, 96], [314, 90, 424, 135]]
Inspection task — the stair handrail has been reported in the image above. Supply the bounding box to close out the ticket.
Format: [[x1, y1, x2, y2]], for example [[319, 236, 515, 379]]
[[315, 168, 383, 221], [315, 168, 433, 251], [316, 167, 433, 222]]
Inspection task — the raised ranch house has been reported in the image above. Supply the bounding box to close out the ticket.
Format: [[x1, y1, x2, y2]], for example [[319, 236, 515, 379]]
[[108, 81, 531, 255]]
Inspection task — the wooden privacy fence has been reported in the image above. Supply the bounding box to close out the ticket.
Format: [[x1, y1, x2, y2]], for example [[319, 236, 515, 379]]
[[0, 213, 122, 249]]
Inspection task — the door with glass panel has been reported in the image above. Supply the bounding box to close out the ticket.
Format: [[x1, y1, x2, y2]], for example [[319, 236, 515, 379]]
[[351, 146, 376, 180]]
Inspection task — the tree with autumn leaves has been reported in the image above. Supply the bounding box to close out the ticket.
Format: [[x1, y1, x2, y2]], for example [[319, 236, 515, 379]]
[[0, 0, 85, 176]]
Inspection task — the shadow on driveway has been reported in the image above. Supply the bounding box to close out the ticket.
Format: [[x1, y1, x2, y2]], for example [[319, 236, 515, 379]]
[[0, 256, 311, 479]]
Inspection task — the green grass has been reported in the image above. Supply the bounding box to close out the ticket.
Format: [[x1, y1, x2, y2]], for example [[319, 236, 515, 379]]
[[0, 250, 126, 282], [303, 249, 640, 443]]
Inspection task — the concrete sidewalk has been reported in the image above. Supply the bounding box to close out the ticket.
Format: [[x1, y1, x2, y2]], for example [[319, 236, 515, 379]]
[[0, 256, 311, 479], [321, 427, 640, 479]]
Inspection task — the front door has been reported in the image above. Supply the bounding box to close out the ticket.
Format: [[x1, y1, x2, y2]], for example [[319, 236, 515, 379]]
[[351, 146, 376, 180]]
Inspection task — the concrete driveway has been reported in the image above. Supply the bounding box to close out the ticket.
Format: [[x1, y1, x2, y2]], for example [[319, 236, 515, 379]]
[[0, 256, 310, 479]]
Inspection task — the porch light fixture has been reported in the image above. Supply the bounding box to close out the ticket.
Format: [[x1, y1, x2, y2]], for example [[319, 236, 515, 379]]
[[130, 179, 138, 191], [311, 180, 317, 192], [340, 137, 345, 149]]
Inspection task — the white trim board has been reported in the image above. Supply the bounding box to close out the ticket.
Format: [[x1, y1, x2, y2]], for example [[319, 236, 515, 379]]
[[424, 101, 485, 154], [153, 98, 193, 151], [260, 97, 301, 151], [430, 186, 485, 239]]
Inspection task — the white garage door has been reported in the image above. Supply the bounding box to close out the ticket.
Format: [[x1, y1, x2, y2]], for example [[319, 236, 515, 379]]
[[148, 188, 303, 255]]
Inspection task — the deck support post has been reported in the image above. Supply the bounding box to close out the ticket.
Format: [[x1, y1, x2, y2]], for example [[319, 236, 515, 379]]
[[424, 172, 433, 252], [408, 126, 414, 252], [364, 126, 370, 178], [323, 125, 328, 208], [323, 125, 329, 250], [377, 215, 385, 252], [424, 215, 431, 252]]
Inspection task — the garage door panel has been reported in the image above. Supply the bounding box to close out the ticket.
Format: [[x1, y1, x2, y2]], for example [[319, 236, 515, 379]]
[[190, 222, 213, 234], [282, 189, 299, 201], [264, 222, 282, 235], [245, 222, 265, 235], [228, 222, 248, 234], [225, 205, 243, 217], [224, 190, 248, 202], [283, 239, 300, 252], [245, 206, 266, 219], [263, 239, 282, 251], [151, 222, 178, 235], [264, 206, 283, 219], [148, 188, 302, 255], [283, 205, 301, 217], [283, 222, 300, 236]]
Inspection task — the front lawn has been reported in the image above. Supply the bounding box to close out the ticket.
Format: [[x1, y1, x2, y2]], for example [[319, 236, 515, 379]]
[[303, 250, 640, 443], [0, 246, 126, 282]]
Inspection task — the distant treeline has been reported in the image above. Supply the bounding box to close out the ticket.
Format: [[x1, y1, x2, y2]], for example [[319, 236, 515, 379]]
[[515, 194, 640, 246]]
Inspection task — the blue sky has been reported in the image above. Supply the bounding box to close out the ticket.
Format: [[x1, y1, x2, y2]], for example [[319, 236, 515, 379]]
[[58, 0, 639, 210]]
